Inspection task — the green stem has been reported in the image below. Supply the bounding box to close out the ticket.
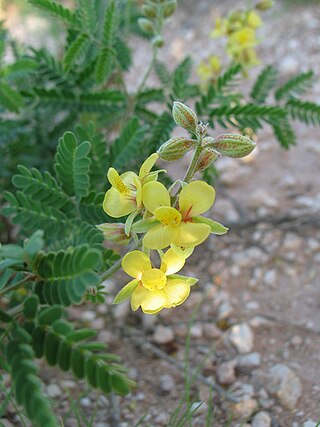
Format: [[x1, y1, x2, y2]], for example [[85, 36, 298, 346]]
[[100, 237, 143, 282], [182, 144, 203, 184], [137, 45, 158, 96], [0, 274, 35, 298]]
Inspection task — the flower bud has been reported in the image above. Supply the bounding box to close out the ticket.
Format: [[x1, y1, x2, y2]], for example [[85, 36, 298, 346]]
[[195, 148, 220, 172], [142, 4, 157, 18], [172, 102, 198, 134], [255, 0, 273, 11], [152, 35, 164, 48], [203, 134, 256, 158], [163, 0, 177, 18], [97, 223, 131, 245], [157, 136, 197, 161], [138, 18, 155, 34]]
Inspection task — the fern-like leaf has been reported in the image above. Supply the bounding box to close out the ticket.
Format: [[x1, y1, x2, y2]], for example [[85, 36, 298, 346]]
[[216, 63, 242, 93], [146, 111, 175, 154], [34, 244, 101, 306], [272, 119, 296, 149], [54, 131, 91, 198], [286, 98, 320, 126], [250, 65, 278, 104], [110, 118, 147, 171], [102, 0, 118, 46], [28, 0, 79, 26], [0, 81, 24, 112], [64, 33, 89, 73], [12, 165, 74, 212], [95, 48, 114, 84], [275, 71, 314, 101]]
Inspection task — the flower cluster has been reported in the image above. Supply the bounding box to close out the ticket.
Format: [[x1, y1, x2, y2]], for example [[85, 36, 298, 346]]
[[100, 102, 256, 314], [197, 2, 273, 84]]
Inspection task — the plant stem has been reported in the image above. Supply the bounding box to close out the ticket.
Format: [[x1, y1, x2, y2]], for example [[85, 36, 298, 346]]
[[100, 237, 143, 282], [0, 274, 35, 298], [182, 144, 203, 184], [137, 46, 158, 96]]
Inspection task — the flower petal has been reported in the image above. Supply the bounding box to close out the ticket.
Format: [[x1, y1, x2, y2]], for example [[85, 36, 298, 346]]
[[103, 188, 136, 218], [131, 285, 168, 314], [139, 153, 158, 180], [143, 224, 178, 250], [164, 279, 190, 307], [161, 248, 185, 275], [170, 244, 194, 259], [142, 181, 171, 214], [122, 251, 152, 279], [173, 222, 211, 247], [113, 279, 139, 304], [178, 181, 216, 218], [154, 206, 181, 226]]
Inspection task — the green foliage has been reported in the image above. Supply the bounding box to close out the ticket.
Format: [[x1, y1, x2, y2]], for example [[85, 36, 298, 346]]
[[275, 71, 314, 101], [286, 98, 320, 126], [28, 0, 79, 26], [251, 65, 278, 104]]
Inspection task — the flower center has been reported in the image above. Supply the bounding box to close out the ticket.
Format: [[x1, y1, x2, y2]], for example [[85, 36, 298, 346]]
[[107, 168, 129, 194], [141, 268, 167, 290], [154, 207, 182, 227]]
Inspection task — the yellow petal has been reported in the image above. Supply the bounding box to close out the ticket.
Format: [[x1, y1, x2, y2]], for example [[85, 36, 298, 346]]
[[142, 181, 170, 214], [121, 171, 139, 188], [122, 251, 152, 279], [174, 222, 211, 247], [103, 188, 136, 218], [170, 244, 194, 259], [113, 279, 139, 304], [107, 168, 129, 194], [131, 286, 168, 314], [164, 279, 190, 307], [179, 181, 216, 218], [143, 224, 178, 250], [154, 206, 181, 226], [161, 248, 185, 275], [139, 153, 159, 180]]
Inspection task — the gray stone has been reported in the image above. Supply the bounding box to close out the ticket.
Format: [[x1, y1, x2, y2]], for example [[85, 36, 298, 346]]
[[264, 269, 277, 286], [113, 301, 130, 320], [217, 301, 233, 319], [190, 323, 203, 338], [153, 325, 175, 344], [226, 397, 258, 419], [159, 374, 175, 393], [203, 323, 222, 339], [237, 352, 261, 369], [46, 383, 62, 398], [251, 411, 272, 427], [267, 364, 302, 409], [282, 233, 302, 251], [228, 323, 254, 354], [248, 189, 278, 210], [303, 421, 318, 427], [280, 56, 299, 75], [216, 360, 237, 385], [80, 397, 91, 407]]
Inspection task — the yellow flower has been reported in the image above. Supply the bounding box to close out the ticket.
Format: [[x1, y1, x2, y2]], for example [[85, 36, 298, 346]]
[[228, 27, 257, 52], [197, 55, 221, 82], [141, 180, 216, 250], [113, 249, 197, 314], [246, 11, 262, 28], [103, 153, 159, 218]]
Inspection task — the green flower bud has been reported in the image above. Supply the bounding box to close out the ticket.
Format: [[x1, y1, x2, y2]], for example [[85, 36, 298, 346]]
[[157, 136, 197, 161], [195, 148, 220, 172], [163, 0, 177, 18], [203, 134, 256, 158], [172, 102, 198, 134], [152, 35, 164, 48], [142, 4, 157, 18], [255, 0, 273, 11], [97, 223, 131, 245], [138, 18, 155, 34]]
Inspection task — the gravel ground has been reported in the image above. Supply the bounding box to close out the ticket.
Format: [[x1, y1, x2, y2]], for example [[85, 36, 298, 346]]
[[1, 1, 320, 426]]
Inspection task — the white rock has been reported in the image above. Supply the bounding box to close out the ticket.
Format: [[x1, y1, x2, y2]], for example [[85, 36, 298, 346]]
[[290, 335, 303, 347], [227, 397, 258, 419], [113, 301, 130, 320], [159, 374, 175, 393], [228, 323, 254, 354], [248, 189, 278, 210], [251, 411, 272, 427], [267, 364, 302, 409], [217, 301, 233, 319], [280, 56, 299, 75], [303, 421, 318, 427], [264, 269, 277, 286], [80, 397, 91, 407], [81, 310, 96, 321], [190, 323, 203, 338], [216, 360, 237, 385], [237, 352, 261, 369], [282, 233, 302, 251], [153, 325, 175, 344], [46, 383, 62, 398], [245, 301, 260, 311]]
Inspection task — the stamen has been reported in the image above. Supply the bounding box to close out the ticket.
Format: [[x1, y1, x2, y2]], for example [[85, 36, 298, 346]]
[[107, 168, 129, 194]]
